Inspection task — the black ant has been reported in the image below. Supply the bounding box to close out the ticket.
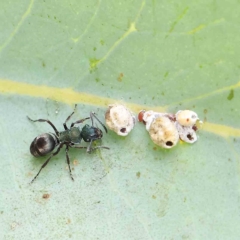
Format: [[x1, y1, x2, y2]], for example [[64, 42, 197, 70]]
[[27, 105, 109, 183]]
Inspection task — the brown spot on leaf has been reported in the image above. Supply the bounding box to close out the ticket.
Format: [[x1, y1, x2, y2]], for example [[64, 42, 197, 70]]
[[42, 193, 50, 199], [117, 73, 124, 82]]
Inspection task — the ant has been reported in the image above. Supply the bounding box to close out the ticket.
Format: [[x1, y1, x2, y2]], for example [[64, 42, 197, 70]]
[[27, 104, 109, 183]]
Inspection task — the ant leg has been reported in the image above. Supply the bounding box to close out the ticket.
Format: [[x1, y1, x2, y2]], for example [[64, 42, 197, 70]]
[[90, 112, 108, 133], [27, 116, 59, 136], [87, 140, 93, 153], [70, 144, 109, 152], [30, 143, 64, 184], [85, 140, 109, 153], [65, 145, 74, 181], [86, 138, 110, 152], [63, 104, 77, 130], [70, 146, 88, 149], [70, 141, 92, 153], [70, 117, 90, 128], [92, 146, 110, 151]]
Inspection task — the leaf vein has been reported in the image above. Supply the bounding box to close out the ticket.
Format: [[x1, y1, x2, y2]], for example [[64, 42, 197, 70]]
[[0, 0, 34, 54]]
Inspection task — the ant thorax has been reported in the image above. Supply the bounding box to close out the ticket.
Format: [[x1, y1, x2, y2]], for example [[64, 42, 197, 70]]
[[59, 127, 82, 144]]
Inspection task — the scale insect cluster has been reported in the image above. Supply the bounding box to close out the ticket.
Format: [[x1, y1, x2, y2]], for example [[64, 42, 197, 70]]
[[138, 109, 201, 148]]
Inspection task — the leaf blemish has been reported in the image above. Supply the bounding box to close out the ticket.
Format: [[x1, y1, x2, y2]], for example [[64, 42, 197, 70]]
[[227, 89, 234, 100], [164, 71, 168, 78], [117, 73, 124, 82], [42, 193, 50, 199], [89, 58, 100, 70]]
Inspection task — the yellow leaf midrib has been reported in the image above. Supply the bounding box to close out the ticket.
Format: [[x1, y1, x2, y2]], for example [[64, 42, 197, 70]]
[[0, 79, 239, 138]]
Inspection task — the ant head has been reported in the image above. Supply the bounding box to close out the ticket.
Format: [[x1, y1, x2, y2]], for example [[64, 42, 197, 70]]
[[81, 125, 103, 142]]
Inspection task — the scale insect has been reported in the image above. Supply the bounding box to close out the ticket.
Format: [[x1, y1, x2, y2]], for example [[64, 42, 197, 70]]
[[105, 104, 136, 136], [28, 105, 109, 184], [138, 109, 201, 148]]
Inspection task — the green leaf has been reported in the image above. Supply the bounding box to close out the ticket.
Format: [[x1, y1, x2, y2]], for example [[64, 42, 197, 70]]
[[1, 0, 240, 239]]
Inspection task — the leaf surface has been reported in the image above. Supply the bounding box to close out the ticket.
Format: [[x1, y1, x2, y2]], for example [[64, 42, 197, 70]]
[[0, 0, 240, 239]]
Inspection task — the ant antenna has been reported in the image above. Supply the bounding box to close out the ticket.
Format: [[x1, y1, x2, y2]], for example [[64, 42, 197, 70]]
[[90, 112, 108, 133]]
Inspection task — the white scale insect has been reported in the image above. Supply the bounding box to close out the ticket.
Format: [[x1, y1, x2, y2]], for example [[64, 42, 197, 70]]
[[138, 109, 201, 149], [105, 104, 136, 136]]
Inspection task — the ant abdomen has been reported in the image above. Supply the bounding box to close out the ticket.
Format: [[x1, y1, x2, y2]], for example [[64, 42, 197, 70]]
[[30, 133, 58, 157]]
